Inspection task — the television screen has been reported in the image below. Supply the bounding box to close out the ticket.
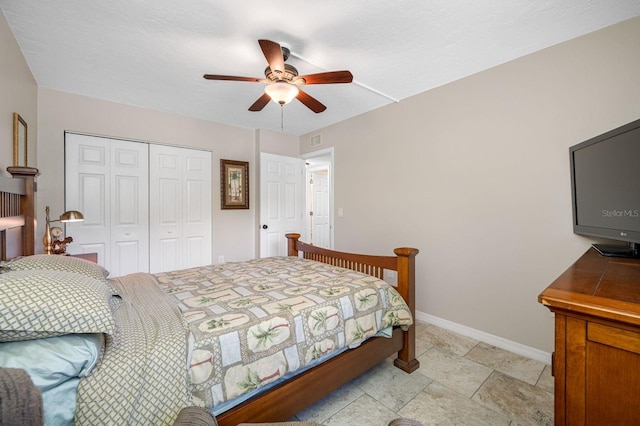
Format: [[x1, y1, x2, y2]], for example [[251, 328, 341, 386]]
[[570, 119, 640, 257]]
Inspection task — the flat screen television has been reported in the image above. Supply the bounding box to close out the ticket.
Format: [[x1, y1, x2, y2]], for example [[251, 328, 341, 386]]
[[570, 118, 640, 258]]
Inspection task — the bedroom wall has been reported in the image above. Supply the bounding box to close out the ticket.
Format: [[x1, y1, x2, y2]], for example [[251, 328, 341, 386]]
[[300, 17, 640, 354], [0, 10, 37, 176], [37, 88, 257, 264]]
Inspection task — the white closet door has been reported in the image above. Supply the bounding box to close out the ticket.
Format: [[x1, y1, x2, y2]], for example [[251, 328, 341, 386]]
[[182, 148, 212, 269], [109, 139, 150, 276], [65, 134, 110, 265], [149, 145, 211, 273], [65, 134, 149, 276], [150, 145, 182, 272]]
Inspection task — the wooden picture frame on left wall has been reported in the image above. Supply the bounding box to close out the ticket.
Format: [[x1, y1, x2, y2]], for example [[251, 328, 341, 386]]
[[13, 113, 27, 167], [220, 159, 249, 210]]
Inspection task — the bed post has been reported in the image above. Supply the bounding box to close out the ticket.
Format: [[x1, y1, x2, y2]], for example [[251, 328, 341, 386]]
[[7, 167, 39, 256], [286, 233, 300, 257], [393, 247, 420, 373]]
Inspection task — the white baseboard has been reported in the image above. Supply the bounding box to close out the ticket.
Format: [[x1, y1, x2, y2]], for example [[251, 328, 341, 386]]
[[415, 310, 552, 365]]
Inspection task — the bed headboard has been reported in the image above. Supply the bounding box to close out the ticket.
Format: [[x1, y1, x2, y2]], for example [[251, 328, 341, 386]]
[[0, 167, 39, 260]]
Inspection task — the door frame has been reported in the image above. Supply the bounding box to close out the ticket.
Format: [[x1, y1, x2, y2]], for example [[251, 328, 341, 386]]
[[301, 147, 334, 249]]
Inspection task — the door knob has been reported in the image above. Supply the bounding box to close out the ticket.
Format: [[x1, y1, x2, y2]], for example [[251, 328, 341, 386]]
[[262, 224, 268, 229]]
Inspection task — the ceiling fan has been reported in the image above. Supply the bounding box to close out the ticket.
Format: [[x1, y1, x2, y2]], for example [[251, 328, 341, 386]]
[[203, 39, 353, 113]]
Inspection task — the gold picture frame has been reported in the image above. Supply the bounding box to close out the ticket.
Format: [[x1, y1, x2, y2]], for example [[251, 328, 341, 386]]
[[13, 113, 27, 167], [220, 159, 249, 209]]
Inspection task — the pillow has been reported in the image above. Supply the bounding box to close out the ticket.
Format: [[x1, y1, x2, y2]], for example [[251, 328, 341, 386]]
[[0, 254, 110, 280], [0, 333, 104, 388], [0, 333, 104, 426], [0, 270, 115, 342]]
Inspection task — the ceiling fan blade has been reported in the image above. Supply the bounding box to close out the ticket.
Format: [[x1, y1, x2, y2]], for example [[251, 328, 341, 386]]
[[294, 70, 353, 85], [258, 39, 285, 77], [296, 89, 326, 113], [203, 74, 265, 83], [248, 93, 272, 112]]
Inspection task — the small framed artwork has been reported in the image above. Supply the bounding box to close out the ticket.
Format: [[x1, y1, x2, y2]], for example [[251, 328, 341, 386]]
[[13, 113, 27, 167], [220, 159, 249, 209]]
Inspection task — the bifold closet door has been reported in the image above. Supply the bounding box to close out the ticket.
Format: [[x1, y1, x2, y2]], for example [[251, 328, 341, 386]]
[[149, 145, 212, 273], [65, 133, 150, 276]]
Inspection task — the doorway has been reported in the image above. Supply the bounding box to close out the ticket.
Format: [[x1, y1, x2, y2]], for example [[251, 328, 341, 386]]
[[258, 148, 334, 257], [302, 148, 334, 249]]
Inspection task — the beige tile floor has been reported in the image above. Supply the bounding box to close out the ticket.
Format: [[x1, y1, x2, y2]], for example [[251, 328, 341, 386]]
[[291, 321, 554, 426]]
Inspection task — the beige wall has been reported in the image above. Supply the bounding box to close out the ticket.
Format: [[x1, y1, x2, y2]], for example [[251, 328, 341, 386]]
[[301, 17, 640, 353], [37, 88, 257, 263], [0, 10, 37, 175]]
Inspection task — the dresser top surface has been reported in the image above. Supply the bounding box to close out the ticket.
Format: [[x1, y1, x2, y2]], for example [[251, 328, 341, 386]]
[[539, 248, 640, 322]]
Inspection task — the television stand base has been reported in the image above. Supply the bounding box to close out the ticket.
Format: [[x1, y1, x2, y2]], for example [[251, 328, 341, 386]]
[[593, 243, 640, 259]]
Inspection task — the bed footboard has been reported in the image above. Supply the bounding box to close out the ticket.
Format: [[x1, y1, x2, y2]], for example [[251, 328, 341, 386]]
[[285, 233, 419, 373], [198, 234, 422, 425]]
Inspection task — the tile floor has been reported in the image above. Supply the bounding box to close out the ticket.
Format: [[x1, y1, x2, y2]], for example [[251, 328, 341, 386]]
[[291, 321, 554, 425]]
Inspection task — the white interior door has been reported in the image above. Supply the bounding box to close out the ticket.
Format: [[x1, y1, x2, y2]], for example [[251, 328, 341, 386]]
[[302, 148, 334, 250], [65, 133, 149, 276], [260, 152, 305, 257], [309, 168, 330, 248]]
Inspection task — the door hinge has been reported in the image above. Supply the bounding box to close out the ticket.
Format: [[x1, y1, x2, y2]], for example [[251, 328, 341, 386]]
[[309, 211, 314, 216]]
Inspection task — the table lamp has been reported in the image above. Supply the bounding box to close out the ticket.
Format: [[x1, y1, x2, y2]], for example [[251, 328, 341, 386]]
[[43, 205, 84, 254]]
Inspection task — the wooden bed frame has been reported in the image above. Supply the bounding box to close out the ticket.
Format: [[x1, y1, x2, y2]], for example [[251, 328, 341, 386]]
[[0, 168, 419, 425]]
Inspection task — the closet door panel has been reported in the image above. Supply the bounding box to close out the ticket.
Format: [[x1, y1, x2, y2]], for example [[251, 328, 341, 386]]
[[65, 134, 111, 269], [66, 134, 149, 275], [77, 173, 108, 265], [159, 238, 180, 272], [156, 177, 181, 272], [185, 236, 206, 269], [183, 150, 212, 268], [150, 145, 211, 273], [110, 140, 149, 276], [113, 240, 143, 276], [150, 145, 183, 273]]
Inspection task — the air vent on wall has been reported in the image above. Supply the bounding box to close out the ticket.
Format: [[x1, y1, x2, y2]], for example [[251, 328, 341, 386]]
[[310, 134, 322, 147]]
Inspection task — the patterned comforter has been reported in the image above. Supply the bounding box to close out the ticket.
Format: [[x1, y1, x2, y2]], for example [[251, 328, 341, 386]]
[[74, 256, 412, 424], [156, 256, 413, 408]]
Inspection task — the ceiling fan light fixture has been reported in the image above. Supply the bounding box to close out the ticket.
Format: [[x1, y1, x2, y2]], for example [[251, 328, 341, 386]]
[[264, 81, 299, 105]]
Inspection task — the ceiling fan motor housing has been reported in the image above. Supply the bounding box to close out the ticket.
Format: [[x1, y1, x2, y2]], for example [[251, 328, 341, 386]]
[[264, 63, 300, 83]]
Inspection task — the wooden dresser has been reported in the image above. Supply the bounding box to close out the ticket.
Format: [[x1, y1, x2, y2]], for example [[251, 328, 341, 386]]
[[539, 248, 640, 425], [68, 252, 98, 263]]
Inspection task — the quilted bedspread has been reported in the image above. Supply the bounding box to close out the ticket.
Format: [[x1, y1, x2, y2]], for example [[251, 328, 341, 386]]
[[154, 256, 413, 408], [74, 273, 191, 425]]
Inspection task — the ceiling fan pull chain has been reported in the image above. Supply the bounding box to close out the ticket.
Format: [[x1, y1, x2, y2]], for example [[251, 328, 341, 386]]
[[281, 104, 284, 132]]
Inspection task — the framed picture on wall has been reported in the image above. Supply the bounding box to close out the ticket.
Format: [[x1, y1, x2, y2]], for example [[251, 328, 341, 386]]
[[13, 113, 27, 167], [220, 159, 249, 209]]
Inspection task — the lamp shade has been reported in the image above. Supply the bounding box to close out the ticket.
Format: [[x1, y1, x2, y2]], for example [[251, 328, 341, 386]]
[[59, 210, 84, 222], [264, 81, 299, 105]]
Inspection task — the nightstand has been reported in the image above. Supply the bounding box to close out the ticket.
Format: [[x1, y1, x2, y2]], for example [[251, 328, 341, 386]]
[[68, 252, 98, 263]]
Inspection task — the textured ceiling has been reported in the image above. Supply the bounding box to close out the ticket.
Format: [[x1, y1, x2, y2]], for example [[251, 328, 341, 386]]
[[2, 1, 639, 136]]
